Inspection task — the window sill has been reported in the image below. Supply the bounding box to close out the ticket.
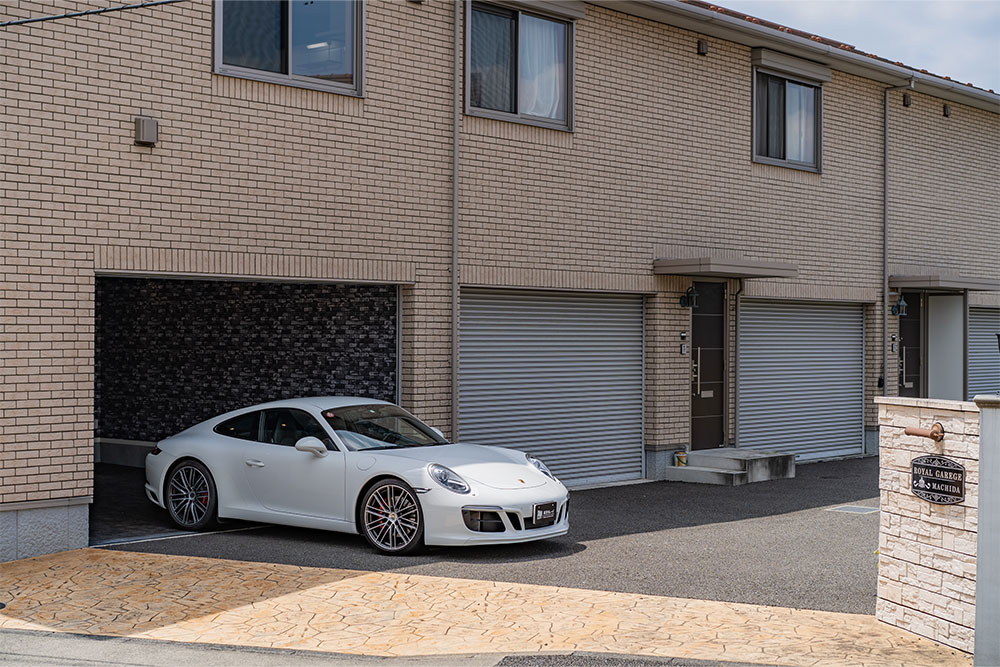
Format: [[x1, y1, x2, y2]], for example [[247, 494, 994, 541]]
[[752, 155, 821, 174], [215, 66, 363, 98], [465, 106, 573, 133]]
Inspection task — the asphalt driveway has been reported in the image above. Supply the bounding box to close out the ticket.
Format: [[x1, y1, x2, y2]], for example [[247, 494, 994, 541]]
[[102, 456, 880, 615]]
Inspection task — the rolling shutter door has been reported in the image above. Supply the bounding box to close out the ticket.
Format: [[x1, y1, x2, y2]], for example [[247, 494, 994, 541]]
[[738, 301, 864, 460], [459, 290, 644, 486], [968, 307, 1000, 399]]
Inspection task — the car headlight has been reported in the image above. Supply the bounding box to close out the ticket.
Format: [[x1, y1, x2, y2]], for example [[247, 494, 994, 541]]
[[428, 463, 470, 494], [527, 454, 556, 480]]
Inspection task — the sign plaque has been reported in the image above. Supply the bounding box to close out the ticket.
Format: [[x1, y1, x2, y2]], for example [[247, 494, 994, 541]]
[[911, 455, 965, 505]]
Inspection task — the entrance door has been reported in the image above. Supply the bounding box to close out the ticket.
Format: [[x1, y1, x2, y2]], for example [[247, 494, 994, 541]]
[[927, 294, 966, 400], [898, 291, 922, 397], [691, 282, 725, 450]]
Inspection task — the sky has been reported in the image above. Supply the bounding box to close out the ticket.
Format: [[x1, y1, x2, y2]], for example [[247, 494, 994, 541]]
[[717, 0, 1000, 92]]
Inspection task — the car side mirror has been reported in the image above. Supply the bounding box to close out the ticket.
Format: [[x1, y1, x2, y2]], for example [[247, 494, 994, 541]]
[[431, 427, 445, 440], [294, 436, 329, 457]]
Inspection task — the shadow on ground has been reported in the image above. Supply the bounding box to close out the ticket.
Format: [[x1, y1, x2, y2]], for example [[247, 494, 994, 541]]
[[102, 457, 880, 614]]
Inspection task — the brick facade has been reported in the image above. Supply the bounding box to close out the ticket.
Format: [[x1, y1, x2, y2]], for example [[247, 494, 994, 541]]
[[2, 1, 998, 512]]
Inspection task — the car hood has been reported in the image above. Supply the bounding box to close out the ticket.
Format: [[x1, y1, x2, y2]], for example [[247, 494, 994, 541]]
[[374, 443, 550, 490]]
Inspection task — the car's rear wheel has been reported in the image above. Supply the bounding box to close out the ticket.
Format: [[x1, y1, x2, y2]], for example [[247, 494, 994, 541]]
[[165, 460, 217, 531], [360, 479, 424, 555]]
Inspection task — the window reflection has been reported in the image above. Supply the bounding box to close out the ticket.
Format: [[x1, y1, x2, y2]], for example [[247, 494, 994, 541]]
[[291, 0, 355, 85]]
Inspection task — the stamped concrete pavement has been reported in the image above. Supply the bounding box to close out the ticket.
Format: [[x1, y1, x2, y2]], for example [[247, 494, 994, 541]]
[[0, 549, 970, 666]]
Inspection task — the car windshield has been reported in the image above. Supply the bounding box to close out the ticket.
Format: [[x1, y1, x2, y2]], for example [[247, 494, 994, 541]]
[[322, 404, 448, 451]]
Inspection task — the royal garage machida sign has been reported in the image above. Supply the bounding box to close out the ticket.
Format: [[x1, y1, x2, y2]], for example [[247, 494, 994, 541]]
[[911, 455, 966, 505]]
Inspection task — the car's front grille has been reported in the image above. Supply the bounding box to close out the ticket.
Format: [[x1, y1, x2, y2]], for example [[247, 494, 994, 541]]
[[506, 512, 522, 530], [462, 509, 505, 532]]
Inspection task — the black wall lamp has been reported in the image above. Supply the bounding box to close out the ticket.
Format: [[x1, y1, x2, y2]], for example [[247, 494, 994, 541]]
[[891, 294, 908, 317], [680, 286, 699, 308]]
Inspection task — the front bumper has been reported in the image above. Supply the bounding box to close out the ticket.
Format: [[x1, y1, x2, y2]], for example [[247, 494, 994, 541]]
[[420, 484, 569, 546]]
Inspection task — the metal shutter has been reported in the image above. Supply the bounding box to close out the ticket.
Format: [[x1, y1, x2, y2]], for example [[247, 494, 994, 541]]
[[969, 307, 1000, 399], [459, 290, 644, 486], [738, 301, 864, 460]]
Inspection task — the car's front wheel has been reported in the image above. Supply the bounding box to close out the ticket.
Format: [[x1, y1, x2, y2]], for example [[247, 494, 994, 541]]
[[360, 479, 424, 555], [165, 460, 217, 531]]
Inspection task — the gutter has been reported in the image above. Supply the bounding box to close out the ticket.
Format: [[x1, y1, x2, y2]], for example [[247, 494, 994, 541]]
[[451, 1, 461, 439], [598, 0, 1000, 113], [883, 79, 915, 394]]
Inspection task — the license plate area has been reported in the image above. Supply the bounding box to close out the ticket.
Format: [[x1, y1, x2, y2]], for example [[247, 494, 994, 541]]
[[532, 502, 557, 527]]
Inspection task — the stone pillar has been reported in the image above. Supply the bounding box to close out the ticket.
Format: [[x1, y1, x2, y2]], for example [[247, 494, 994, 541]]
[[974, 393, 1000, 666], [875, 396, 979, 653]]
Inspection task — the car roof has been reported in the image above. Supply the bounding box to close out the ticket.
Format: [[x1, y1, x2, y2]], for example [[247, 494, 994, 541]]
[[199, 397, 395, 428], [242, 396, 394, 411]]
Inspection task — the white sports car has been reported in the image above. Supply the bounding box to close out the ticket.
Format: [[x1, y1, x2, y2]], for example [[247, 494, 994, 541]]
[[145, 397, 569, 554]]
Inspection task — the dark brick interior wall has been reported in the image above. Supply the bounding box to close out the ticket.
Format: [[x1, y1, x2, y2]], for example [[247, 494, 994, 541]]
[[95, 278, 397, 441]]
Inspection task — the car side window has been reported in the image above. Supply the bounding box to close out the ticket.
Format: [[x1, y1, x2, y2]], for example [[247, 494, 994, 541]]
[[261, 408, 334, 449], [214, 411, 262, 440]]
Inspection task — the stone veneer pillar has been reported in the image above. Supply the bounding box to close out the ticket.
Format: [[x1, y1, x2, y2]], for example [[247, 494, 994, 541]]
[[875, 396, 980, 653], [973, 393, 999, 666]]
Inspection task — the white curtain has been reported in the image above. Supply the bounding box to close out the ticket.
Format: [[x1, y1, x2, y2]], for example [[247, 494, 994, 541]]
[[518, 15, 566, 121], [785, 81, 815, 163]]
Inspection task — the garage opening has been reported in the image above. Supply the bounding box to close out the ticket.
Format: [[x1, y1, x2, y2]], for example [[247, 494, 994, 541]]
[[92, 276, 399, 544]]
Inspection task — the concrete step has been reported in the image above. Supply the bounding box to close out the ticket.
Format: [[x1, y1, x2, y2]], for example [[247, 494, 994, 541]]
[[662, 465, 749, 486], [685, 448, 795, 483]]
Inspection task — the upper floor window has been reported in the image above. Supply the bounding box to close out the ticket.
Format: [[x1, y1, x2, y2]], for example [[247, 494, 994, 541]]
[[753, 70, 821, 171], [468, 2, 572, 129], [217, 0, 362, 95]]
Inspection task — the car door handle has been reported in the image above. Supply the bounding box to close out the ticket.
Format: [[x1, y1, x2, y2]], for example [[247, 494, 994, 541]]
[[244, 459, 265, 468]]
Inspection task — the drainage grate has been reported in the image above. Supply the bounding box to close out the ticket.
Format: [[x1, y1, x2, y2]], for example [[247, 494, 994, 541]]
[[826, 505, 879, 514]]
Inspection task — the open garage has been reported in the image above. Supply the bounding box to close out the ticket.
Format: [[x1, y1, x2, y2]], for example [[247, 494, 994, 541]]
[[91, 276, 399, 543]]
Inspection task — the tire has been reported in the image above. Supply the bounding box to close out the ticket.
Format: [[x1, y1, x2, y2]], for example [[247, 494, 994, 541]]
[[360, 479, 424, 555], [165, 460, 218, 531]]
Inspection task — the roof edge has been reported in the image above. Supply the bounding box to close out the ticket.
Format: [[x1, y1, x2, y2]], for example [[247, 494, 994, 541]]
[[592, 0, 1000, 114]]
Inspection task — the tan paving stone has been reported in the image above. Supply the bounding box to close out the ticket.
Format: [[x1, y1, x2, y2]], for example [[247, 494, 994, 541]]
[[0, 548, 972, 666]]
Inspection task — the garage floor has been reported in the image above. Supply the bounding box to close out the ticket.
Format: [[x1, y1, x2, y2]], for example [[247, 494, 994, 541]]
[[91, 464, 260, 545], [90, 464, 181, 545], [97, 456, 881, 615]]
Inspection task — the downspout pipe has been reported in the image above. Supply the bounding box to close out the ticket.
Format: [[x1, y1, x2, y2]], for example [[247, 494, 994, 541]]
[[733, 277, 743, 447], [883, 78, 915, 394], [451, 1, 461, 440]]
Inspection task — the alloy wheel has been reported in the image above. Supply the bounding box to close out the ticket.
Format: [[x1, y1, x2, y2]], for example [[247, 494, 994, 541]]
[[363, 482, 422, 553], [167, 463, 213, 529]]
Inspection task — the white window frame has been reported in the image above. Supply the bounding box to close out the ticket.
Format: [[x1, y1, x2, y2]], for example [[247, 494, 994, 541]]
[[751, 67, 823, 173], [214, 0, 365, 97], [464, 1, 575, 131]]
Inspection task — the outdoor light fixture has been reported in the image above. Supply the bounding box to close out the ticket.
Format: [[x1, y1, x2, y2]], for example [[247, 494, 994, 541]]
[[891, 294, 908, 317], [680, 286, 699, 308], [697, 39, 708, 56], [903, 93, 912, 107], [943, 104, 951, 117]]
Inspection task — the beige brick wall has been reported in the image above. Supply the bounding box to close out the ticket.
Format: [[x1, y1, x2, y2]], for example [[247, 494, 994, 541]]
[[876, 397, 980, 653], [1, 0, 457, 503], [2, 0, 997, 503]]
